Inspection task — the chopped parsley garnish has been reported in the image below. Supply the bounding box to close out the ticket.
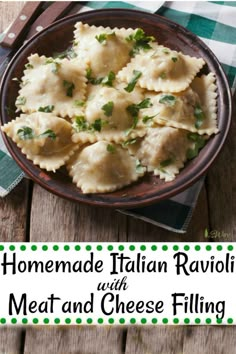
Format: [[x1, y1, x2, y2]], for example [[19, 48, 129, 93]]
[[102, 101, 114, 117], [73, 116, 108, 134], [162, 48, 170, 54], [16, 96, 26, 106], [125, 98, 152, 135], [17, 127, 56, 140], [53, 48, 77, 60], [86, 68, 115, 86], [125, 116, 139, 136], [159, 94, 176, 106], [63, 80, 75, 97], [95, 32, 115, 44], [38, 105, 54, 113], [67, 48, 78, 59], [160, 72, 167, 79], [25, 63, 34, 69], [86, 68, 103, 85], [106, 144, 116, 153], [126, 28, 155, 57], [101, 71, 116, 87], [124, 70, 142, 92], [95, 33, 107, 44], [91, 119, 108, 132], [74, 100, 85, 107], [45, 58, 61, 74], [194, 103, 206, 129], [122, 138, 137, 146], [160, 158, 174, 168], [186, 132, 206, 160], [142, 114, 156, 124], [73, 116, 89, 132], [127, 98, 152, 117], [17, 126, 34, 140], [171, 57, 178, 62], [38, 129, 56, 141]]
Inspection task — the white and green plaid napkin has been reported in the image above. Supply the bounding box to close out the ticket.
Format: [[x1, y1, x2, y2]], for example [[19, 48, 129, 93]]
[[0, 1, 235, 232]]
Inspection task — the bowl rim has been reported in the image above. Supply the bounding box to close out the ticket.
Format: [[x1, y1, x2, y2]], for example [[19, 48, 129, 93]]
[[0, 8, 232, 208]]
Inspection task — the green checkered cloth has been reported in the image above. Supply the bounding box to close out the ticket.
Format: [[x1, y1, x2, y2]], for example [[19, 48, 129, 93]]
[[0, 1, 235, 232]]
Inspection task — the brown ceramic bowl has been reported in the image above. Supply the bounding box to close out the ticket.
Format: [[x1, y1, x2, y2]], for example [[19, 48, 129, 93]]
[[0, 9, 232, 208]]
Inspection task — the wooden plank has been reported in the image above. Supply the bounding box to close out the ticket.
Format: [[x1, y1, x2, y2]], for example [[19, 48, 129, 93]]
[[24, 184, 127, 354], [125, 327, 184, 354], [183, 327, 236, 354]]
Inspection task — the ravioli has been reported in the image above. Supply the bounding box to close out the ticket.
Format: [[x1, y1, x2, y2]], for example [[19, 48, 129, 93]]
[[130, 126, 196, 182], [16, 54, 87, 118], [73, 22, 136, 77], [67, 141, 145, 193], [72, 83, 146, 144], [140, 74, 218, 135], [1, 112, 77, 171], [117, 44, 205, 93]]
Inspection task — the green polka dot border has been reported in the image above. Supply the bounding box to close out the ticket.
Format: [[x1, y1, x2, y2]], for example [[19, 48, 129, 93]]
[[8, 243, 234, 253], [0, 317, 233, 325]]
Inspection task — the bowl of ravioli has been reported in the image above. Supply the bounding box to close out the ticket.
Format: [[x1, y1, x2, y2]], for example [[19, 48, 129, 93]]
[[0, 9, 232, 208]]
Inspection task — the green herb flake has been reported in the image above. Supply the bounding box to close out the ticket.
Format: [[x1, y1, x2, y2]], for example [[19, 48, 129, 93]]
[[162, 48, 170, 54], [101, 71, 116, 87], [194, 103, 206, 129], [122, 138, 137, 146], [17, 126, 34, 140], [51, 62, 61, 74], [95, 33, 108, 44], [160, 158, 173, 168], [86, 67, 104, 85], [186, 133, 206, 160], [16, 96, 26, 106], [124, 70, 142, 92], [38, 129, 56, 141], [160, 72, 167, 79], [142, 114, 156, 124], [126, 28, 155, 57], [127, 98, 152, 117], [102, 101, 114, 117], [159, 94, 176, 106], [45, 58, 61, 73], [25, 63, 34, 69], [53, 48, 77, 60], [186, 147, 199, 160], [187, 132, 199, 142], [125, 116, 139, 136], [91, 119, 108, 132], [17, 126, 57, 141], [171, 57, 178, 62], [72, 116, 89, 132], [38, 105, 54, 113], [63, 80, 75, 97], [106, 144, 116, 153], [74, 100, 85, 107]]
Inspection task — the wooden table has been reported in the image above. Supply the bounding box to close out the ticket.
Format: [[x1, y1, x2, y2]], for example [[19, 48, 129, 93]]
[[0, 2, 235, 353]]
